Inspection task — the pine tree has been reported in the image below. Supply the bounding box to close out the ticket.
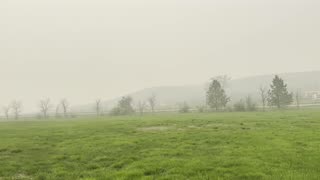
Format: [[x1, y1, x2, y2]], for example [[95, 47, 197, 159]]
[[268, 75, 293, 108], [206, 80, 230, 111]]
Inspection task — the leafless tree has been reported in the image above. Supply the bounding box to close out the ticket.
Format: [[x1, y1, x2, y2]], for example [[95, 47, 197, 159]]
[[259, 86, 268, 111], [60, 99, 70, 117], [137, 101, 147, 115], [11, 101, 22, 120], [39, 98, 52, 119], [148, 94, 156, 113], [295, 90, 302, 109], [95, 99, 102, 116], [3, 106, 10, 120]]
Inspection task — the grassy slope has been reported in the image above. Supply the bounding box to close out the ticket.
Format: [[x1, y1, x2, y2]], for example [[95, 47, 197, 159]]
[[0, 110, 320, 180]]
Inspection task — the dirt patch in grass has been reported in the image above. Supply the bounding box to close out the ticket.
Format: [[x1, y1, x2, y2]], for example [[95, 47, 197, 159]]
[[13, 174, 33, 180], [188, 125, 203, 129], [206, 123, 238, 128], [138, 126, 173, 132]]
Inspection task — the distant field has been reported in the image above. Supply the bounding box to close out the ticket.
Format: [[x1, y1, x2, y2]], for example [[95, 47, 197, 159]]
[[1, 110, 320, 179]]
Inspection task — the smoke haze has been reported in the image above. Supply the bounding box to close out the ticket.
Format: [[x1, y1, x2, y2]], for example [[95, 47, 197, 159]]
[[1, 0, 320, 111]]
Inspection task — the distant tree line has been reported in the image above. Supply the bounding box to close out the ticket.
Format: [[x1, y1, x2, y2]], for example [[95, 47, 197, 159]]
[[109, 94, 157, 116], [204, 75, 294, 112], [109, 74, 296, 116], [1, 75, 300, 119], [2, 98, 72, 120]]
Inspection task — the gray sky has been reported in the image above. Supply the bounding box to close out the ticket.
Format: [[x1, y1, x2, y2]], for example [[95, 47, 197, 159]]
[[1, 0, 320, 112]]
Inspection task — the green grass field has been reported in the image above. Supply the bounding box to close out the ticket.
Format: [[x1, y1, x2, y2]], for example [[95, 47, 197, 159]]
[[1, 110, 320, 180]]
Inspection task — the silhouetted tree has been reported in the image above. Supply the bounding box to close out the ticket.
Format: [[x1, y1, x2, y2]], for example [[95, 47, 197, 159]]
[[60, 99, 70, 117], [11, 100, 22, 120], [212, 75, 231, 89], [110, 96, 135, 115], [268, 75, 293, 108], [2, 106, 10, 120], [234, 99, 246, 112], [137, 101, 147, 115], [179, 102, 190, 113], [259, 86, 268, 111], [148, 94, 156, 113], [206, 79, 230, 111], [39, 98, 52, 118], [245, 95, 257, 111], [196, 105, 206, 113], [95, 99, 102, 116]]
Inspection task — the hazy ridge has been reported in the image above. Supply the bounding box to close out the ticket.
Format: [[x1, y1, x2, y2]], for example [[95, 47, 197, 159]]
[[75, 71, 320, 111]]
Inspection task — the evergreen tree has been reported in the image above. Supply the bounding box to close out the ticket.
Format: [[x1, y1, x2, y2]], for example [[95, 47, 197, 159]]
[[206, 80, 230, 111], [110, 96, 135, 115], [268, 75, 293, 108]]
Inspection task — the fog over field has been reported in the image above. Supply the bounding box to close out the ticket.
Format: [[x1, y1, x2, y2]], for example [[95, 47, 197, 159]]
[[1, 0, 320, 112], [2, 1, 320, 179]]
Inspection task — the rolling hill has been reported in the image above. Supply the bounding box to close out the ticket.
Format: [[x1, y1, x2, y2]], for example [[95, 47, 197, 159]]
[[76, 71, 320, 111]]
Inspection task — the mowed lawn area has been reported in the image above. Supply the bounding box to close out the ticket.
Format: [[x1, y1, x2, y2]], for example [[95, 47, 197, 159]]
[[1, 110, 320, 180]]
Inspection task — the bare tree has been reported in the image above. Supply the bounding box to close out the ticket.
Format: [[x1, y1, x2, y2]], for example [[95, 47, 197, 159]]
[[39, 98, 52, 119], [259, 86, 268, 111], [3, 106, 10, 120], [295, 90, 302, 109], [148, 94, 156, 113], [95, 99, 102, 116], [137, 101, 147, 115], [60, 99, 70, 117], [11, 101, 22, 120]]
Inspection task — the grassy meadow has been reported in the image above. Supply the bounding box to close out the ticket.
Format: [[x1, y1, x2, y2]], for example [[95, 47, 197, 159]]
[[0, 110, 320, 179]]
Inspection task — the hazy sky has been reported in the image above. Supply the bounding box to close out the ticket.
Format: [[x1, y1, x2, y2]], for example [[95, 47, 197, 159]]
[[1, 0, 320, 112]]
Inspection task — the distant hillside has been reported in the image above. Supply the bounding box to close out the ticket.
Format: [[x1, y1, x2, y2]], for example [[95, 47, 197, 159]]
[[227, 71, 320, 102], [75, 71, 320, 111]]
